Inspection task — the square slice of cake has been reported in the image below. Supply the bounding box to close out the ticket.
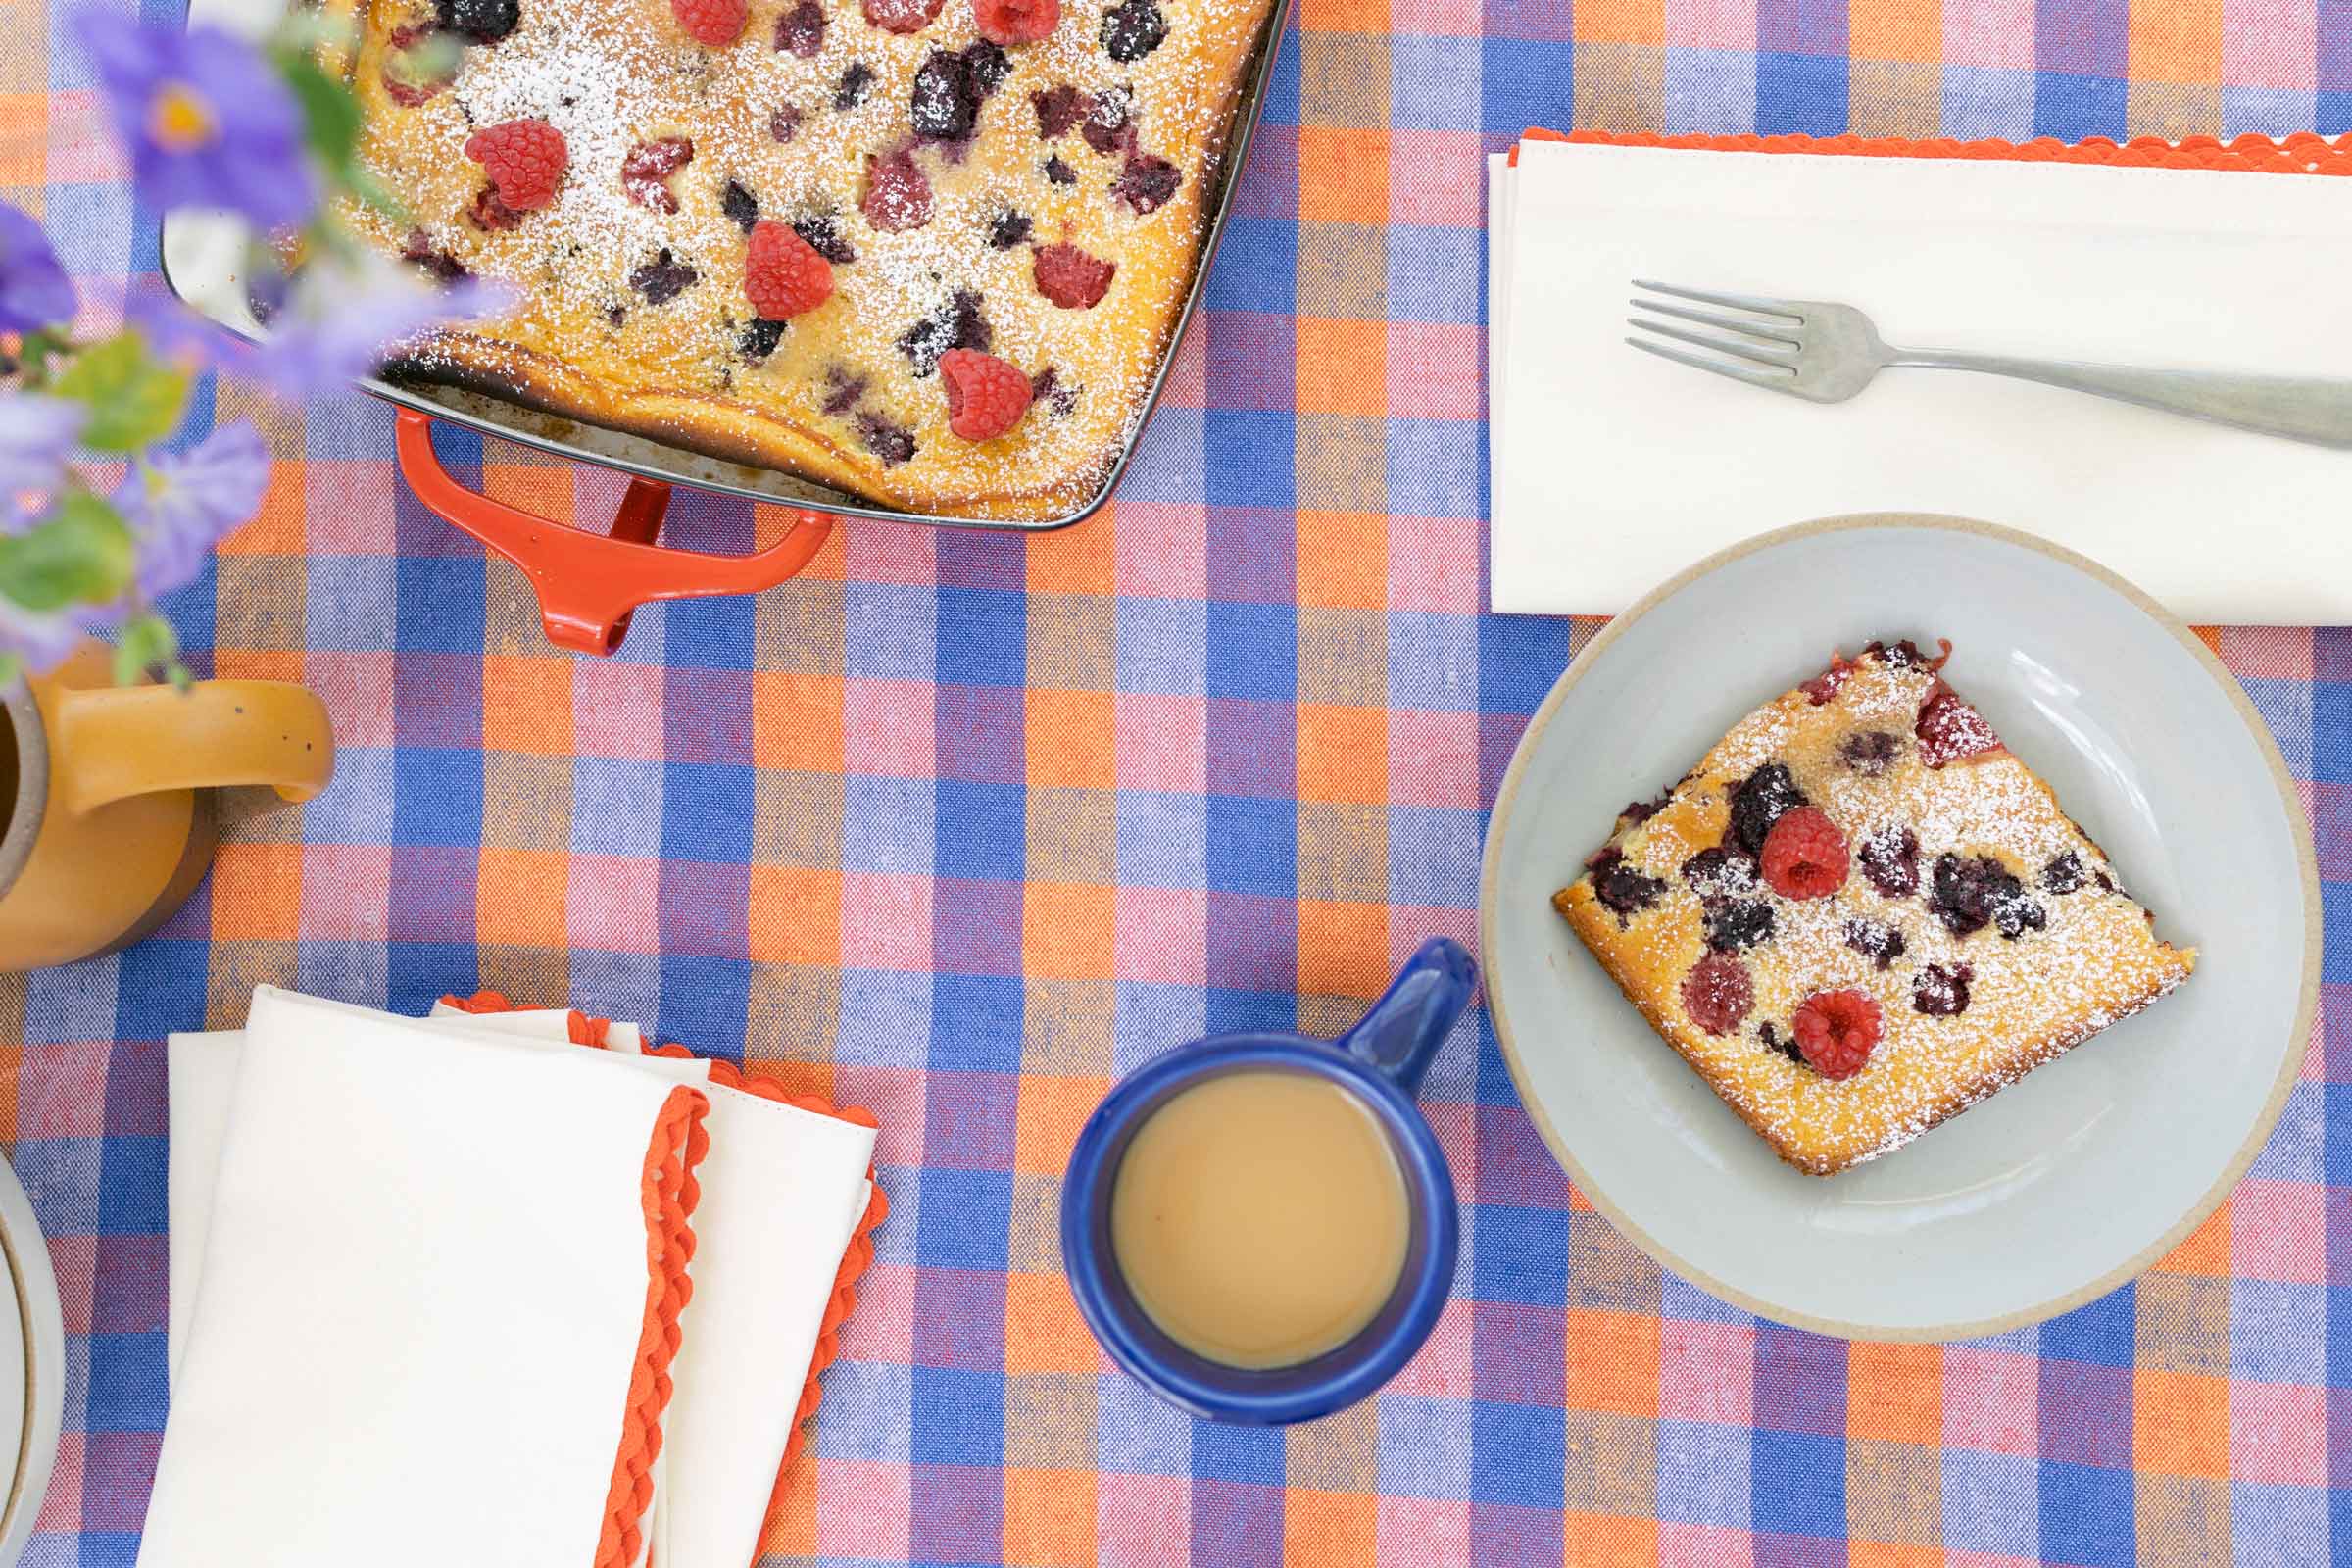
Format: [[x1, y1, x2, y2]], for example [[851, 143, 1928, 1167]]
[[1552, 639, 2195, 1176]]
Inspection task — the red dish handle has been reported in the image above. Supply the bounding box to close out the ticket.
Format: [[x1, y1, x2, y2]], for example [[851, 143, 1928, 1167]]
[[394, 409, 835, 655]]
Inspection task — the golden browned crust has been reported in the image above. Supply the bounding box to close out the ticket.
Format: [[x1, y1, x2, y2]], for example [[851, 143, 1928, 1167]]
[[339, 0, 1275, 520], [1553, 645, 2195, 1176]]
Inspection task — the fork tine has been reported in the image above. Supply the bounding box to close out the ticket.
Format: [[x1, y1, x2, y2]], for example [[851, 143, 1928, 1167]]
[[1625, 336, 1795, 393], [1625, 317, 1796, 370], [1632, 278, 1804, 321], [1627, 297, 1801, 348]]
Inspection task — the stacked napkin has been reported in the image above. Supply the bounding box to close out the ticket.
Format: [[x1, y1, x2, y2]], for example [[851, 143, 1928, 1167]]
[[1487, 131, 2352, 623], [147, 987, 881, 1568]]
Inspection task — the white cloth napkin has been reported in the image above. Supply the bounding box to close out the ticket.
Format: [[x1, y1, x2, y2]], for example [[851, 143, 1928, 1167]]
[[143, 987, 708, 1568], [165, 993, 878, 1568], [1489, 138, 2352, 623]]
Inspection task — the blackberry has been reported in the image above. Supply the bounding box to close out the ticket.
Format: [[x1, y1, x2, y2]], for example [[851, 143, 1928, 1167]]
[[2042, 852, 2086, 895], [721, 180, 759, 233], [910, 49, 980, 140], [1081, 86, 1132, 153], [1704, 899, 1776, 952], [1619, 789, 1670, 827], [1680, 846, 1759, 899], [1857, 825, 1920, 898], [1113, 154, 1180, 213], [1100, 0, 1166, 61], [435, 0, 518, 43], [1912, 962, 1973, 1016], [604, 301, 625, 327], [1843, 918, 1906, 970], [821, 369, 866, 416], [1729, 761, 1805, 856], [790, 214, 857, 264], [896, 289, 990, 377], [1929, 853, 2039, 939], [1032, 84, 1086, 138], [962, 39, 1011, 95], [739, 316, 786, 362], [988, 210, 1033, 249], [1031, 366, 1077, 416], [1839, 730, 1900, 776], [1993, 891, 2046, 940], [833, 62, 874, 111], [856, 412, 915, 465], [629, 249, 698, 304], [1758, 1021, 1802, 1063], [773, 0, 825, 55], [399, 228, 470, 286], [1588, 848, 1666, 919], [1045, 155, 1077, 184], [1867, 638, 1938, 670]]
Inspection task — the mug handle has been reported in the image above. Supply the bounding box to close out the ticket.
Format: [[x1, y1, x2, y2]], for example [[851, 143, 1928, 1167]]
[[395, 410, 835, 656], [1336, 937, 1478, 1096], [55, 680, 335, 814]]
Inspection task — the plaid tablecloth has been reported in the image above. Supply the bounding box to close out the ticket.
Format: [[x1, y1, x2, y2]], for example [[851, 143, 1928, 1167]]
[[5, 0, 2348, 1563]]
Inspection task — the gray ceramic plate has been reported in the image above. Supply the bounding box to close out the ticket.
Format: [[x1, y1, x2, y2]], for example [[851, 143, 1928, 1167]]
[[1480, 514, 2318, 1340], [0, 1150, 60, 1565]]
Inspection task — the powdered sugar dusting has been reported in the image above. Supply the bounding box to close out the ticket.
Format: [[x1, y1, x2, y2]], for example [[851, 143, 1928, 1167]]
[[1555, 641, 2197, 1175]]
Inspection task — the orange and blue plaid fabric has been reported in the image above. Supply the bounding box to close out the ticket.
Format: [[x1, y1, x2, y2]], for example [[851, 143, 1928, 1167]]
[[2, 0, 2346, 1563]]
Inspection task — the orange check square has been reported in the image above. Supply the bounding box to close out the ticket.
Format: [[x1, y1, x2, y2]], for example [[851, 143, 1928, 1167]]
[[1298, 901, 1390, 1003], [1004, 1467, 1098, 1568], [1565, 1309, 1660, 1417], [209, 842, 302, 942], [1005, 1272, 1099, 1374], [482, 654, 575, 756], [1299, 0, 1389, 34], [1559, 1512, 1656, 1566], [1573, 0, 1662, 46], [1028, 511, 1114, 596], [755, 1455, 818, 1558], [1298, 125, 1392, 226], [1028, 689, 1115, 790], [1015, 1072, 1113, 1175], [749, 865, 842, 967], [473, 847, 569, 949], [753, 670, 846, 773], [1024, 880, 1114, 979], [1297, 511, 1389, 609], [1298, 703, 1387, 803], [1848, 1544, 1942, 1568], [2135, 1368, 2230, 1478], [219, 466, 306, 556], [1846, 0, 1936, 61], [1287, 1490, 1377, 1564], [1847, 1342, 1942, 1446], [1295, 316, 1388, 419], [2155, 1200, 2230, 1276]]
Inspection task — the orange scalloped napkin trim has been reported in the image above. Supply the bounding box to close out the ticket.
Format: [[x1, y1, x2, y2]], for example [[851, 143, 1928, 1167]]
[[1505, 126, 2352, 174], [602, 1083, 710, 1568], [442, 992, 890, 1551]]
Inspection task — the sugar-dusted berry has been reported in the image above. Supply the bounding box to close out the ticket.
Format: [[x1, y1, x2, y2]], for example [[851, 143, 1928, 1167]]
[[862, 0, 944, 32], [671, 0, 747, 45], [1760, 806, 1848, 900], [1791, 990, 1882, 1079], [1916, 682, 2001, 768], [1680, 951, 1753, 1037], [1033, 242, 1114, 308], [861, 151, 933, 231], [464, 118, 566, 212], [939, 348, 1034, 442], [744, 220, 833, 318], [620, 137, 693, 213], [977, 0, 1059, 45], [1729, 760, 1805, 856]]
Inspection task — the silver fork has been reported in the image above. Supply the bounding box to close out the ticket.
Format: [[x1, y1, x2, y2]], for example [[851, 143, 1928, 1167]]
[[1626, 279, 2352, 449]]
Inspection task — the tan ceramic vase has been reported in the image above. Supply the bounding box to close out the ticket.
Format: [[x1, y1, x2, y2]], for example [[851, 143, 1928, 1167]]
[[0, 644, 334, 971]]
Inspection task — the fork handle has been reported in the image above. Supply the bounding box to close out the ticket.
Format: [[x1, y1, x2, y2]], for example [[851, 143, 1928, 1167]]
[[1889, 349, 2352, 450]]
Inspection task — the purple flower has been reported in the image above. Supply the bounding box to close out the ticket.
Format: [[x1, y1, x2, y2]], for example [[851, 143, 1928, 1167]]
[[246, 257, 512, 398], [0, 203, 74, 332], [0, 594, 96, 676], [0, 396, 85, 502], [112, 421, 270, 599], [77, 17, 317, 230]]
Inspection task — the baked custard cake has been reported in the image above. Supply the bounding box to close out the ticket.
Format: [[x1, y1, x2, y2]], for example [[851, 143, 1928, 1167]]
[[1552, 640, 2195, 1176], [323, 0, 1274, 519]]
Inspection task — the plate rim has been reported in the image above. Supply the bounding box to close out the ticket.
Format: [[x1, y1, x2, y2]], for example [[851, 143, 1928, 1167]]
[[1478, 511, 2322, 1342]]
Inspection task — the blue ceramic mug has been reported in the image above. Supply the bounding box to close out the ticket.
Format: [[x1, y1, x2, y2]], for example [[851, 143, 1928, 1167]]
[[1060, 938, 1475, 1424]]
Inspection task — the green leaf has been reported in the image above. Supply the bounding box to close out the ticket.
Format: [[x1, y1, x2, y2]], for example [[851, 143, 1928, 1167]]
[[111, 613, 181, 687], [276, 52, 365, 174], [0, 493, 134, 612], [50, 334, 191, 452]]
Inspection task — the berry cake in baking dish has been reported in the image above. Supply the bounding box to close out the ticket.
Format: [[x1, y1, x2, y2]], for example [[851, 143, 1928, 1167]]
[[1552, 640, 2196, 1176], [321, 0, 1275, 518]]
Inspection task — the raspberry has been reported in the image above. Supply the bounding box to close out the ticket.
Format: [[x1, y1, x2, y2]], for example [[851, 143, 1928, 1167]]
[[1729, 761, 1805, 855], [939, 348, 1034, 441], [862, 0, 944, 32], [1033, 243, 1114, 308], [621, 137, 693, 213], [1759, 807, 1848, 900], [977, 0, 1059, 43], [1791, 990, 1881, 1079], [671, 0, 747, 45], [382, 24, 455, 106], [1679, 951, 1752, 1038], [1032, 84, 1085, 138], [1082, 87, 1133, 153], [861, 152, 933, 232], [744, 220, 833, 318], [1114, 155, 1181, 213], [1915, 682, 2001, 768], [1799, 651, 1853, 705], [466, 183, 524, 231], [464, 119, 566, 212]]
